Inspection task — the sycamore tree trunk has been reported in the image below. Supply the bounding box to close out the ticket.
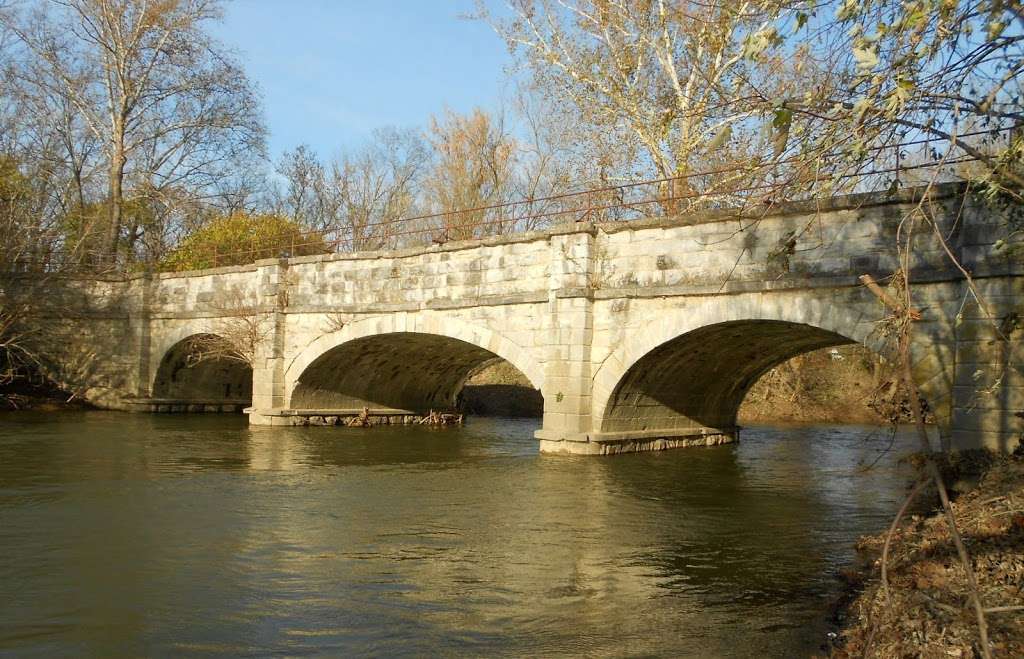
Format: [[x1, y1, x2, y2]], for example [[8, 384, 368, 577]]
[[105, 141, 126, 263]]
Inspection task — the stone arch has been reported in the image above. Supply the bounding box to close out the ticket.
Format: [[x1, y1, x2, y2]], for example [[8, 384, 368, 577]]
[[149, 322, 233, 389], [283, 313, 543, 412], [151, 332, 253, 404], [591, 294, 952, 438]]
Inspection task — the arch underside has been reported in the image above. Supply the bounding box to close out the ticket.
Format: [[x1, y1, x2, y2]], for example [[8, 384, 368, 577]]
[[600, 320, 854, 436], [152, 334, 253, 404], [290, 332, 527, 413]]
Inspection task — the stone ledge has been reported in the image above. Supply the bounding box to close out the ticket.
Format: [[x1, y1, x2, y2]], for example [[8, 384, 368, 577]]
[[249, 407, 418, 417], [535, 426, 738, 455], [284, 222, 596, 267], [539, 433, 736, 455], [277, 294, 548, 316], [246, 406, 460, 428], [590, 268, 1018, 301], [154, 263, 259, 279]]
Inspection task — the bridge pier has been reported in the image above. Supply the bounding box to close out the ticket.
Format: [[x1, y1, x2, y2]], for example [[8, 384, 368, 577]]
[[249, 258, 290, 425], [534, 231, 601, 453], [537, 427, 738, 455]]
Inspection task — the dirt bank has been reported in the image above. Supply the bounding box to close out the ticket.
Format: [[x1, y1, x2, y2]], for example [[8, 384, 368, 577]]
[[739, 345, 894, 425], [462, 360, 543, 417], [830, 449, 1024, 657]]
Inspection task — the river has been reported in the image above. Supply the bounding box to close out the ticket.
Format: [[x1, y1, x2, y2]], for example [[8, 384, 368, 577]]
[[0, 412, 920, 657]]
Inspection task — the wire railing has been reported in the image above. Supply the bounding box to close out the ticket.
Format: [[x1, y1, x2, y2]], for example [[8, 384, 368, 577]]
[[192, 135, 998, 270]]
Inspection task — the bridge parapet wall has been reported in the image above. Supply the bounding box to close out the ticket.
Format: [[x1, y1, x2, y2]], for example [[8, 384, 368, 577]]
[[285, 234, 554, 312], [592, 187, 1007, 293]]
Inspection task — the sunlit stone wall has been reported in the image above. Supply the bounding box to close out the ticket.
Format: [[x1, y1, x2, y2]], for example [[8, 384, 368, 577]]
[[37, 184, 1022, 454]]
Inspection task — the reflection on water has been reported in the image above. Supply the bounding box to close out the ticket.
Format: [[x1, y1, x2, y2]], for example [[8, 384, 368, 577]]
[[0, 412, 918, 656]]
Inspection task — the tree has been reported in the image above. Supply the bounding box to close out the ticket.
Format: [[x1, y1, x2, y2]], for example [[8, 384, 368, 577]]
[[508, 88, 578, 229], [159, 212, 326, 271], [275, 145, 331, 230], [1, 0, 265, 265], [478, 1, 814, 208], [482, 1, 1024, 211], [424, 107, 517, 240], [785, 0, 1024, 193], [0, 154, 74, 397], [274, 129, 430, 251], [331, 127, 429, 249]]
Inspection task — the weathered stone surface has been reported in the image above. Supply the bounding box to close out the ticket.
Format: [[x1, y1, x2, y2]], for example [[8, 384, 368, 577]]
[[35, 184, 1023, 454]]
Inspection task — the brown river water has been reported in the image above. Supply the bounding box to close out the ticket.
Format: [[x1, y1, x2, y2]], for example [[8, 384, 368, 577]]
[[0, 412, 920, 657]]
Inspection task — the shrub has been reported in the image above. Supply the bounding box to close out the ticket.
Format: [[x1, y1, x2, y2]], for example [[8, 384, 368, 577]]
[[160, 212, 327, 271]]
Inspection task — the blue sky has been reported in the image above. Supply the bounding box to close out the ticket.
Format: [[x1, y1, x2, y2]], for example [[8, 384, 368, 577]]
[[210, 1, 515, 160]]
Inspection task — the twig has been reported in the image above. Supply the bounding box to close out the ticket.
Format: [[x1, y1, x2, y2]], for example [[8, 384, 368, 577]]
[[915, 591, 961, 616], [881, 477, 928, 601]]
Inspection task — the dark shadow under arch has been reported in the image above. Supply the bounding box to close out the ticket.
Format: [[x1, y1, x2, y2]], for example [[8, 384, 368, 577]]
[[290, 332, 541, 414], [601, 320, 856, 435], [152, 334, 253, 405]]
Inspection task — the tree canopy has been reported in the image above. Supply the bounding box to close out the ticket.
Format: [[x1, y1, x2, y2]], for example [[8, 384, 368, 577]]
[[479, 0, 1024, 207], [1, 0, 265, 267], [1, 0, 1020, 274]]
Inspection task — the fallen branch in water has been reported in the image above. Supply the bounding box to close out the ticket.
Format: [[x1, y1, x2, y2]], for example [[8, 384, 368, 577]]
[[416, 410, 464, 426]]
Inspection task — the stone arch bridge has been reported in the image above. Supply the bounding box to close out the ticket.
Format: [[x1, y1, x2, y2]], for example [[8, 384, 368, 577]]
[[42, 185, 1023, 454]]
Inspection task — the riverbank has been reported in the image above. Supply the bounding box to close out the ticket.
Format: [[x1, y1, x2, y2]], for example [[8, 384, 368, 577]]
[[830, 448, 1024, 657], [739, 345, 892, 424]]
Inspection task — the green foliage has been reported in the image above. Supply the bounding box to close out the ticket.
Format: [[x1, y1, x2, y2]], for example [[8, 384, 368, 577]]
[[59, 196, 159, 267], [0, 156, 30, 212], [159, 212, 327, 272], [0, 155, 48, 272]]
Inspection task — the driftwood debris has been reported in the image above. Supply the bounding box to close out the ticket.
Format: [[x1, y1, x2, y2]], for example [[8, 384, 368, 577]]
[[346, 406, 371, 427], [416, 410, 464, 426], [287, 407, 466, 427]]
